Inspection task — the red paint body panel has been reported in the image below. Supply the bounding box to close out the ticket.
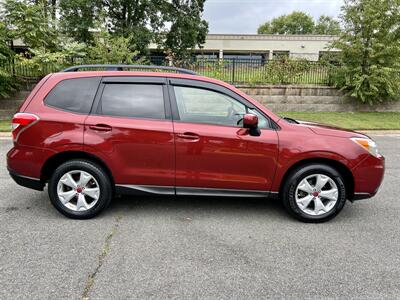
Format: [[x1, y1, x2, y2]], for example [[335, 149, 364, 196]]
[[6, 70, 385, 201], [174, 122, 279, 190], [84, 115, 175, 186], [352, 155, 385, 195]]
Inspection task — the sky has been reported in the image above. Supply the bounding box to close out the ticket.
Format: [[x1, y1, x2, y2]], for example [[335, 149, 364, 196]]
[[203, 0, 345, 34]]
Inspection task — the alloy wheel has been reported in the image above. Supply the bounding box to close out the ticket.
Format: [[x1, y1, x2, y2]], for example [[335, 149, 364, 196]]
[[57, 170, 100, 211], [295, 174, 339, 216]]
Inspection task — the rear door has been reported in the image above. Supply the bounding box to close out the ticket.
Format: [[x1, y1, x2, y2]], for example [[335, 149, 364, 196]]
[[84, 76, 175, 193], [168, 78, 279, 194]]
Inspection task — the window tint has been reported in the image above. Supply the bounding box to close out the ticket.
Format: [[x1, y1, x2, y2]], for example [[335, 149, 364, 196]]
[[173, 86, 246, 127], [44, 77, 100, 113], [101, 84, 165, 119]]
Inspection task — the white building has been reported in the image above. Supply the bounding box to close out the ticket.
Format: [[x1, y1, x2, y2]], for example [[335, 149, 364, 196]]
[[151, 34, 339, 61]]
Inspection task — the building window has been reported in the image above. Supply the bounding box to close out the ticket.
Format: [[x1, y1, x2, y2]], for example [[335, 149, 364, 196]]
[[272, 51, 290, 60], [195, 52, 218, 59]]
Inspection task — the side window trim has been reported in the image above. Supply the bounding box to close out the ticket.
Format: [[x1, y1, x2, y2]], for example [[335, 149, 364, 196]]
[[90, 77, 172, 120], [167, 78, 273, 129]]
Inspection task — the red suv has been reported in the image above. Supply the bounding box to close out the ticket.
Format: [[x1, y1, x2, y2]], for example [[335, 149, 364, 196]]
[[7, 65, 385, 222]]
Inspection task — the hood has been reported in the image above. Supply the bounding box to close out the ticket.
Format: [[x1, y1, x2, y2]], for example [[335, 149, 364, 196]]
[[296, 120, 367, 138]]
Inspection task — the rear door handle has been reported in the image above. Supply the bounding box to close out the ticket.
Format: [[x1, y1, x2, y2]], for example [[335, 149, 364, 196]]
[[89, 124, 112, 132], [177, 132, 200, 141]]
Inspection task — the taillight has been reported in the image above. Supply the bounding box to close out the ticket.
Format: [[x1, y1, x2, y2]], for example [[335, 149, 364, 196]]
[[11, 113, 39, 142]]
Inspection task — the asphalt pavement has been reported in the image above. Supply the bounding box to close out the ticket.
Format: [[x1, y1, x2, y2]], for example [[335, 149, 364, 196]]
[[1, 135, 399, 299]]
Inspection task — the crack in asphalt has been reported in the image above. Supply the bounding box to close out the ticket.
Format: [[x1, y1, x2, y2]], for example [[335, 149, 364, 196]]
[[81, 215, 122, 300]]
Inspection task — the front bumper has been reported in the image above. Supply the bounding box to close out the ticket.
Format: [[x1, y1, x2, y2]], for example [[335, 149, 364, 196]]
[[351, 154, 385, 201]]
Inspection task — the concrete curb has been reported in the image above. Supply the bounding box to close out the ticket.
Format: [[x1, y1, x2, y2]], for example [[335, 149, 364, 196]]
[[0, 132, 11, 137], [360, 130, 400, 136]]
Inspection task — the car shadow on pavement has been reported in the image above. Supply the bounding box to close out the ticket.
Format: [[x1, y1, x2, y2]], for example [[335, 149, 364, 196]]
[[105, 194, 290, 219]]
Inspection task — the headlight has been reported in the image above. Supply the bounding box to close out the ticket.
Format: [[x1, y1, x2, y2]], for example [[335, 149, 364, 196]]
[[351, 137, 381, 157]]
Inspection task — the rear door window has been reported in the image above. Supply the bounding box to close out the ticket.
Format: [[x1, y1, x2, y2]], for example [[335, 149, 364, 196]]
[[44, 77, 101, 113], [100, 84, 165, 120]]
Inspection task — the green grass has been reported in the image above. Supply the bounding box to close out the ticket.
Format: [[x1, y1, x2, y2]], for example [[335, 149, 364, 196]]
[[0, 119, 10, 132], [279, 112, 400, 130]]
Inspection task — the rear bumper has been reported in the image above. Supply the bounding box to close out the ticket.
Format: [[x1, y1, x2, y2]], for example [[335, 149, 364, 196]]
[[8, 168, 44, 191]]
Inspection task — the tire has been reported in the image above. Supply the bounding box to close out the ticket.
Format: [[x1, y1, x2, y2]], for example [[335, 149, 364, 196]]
[[282, 164, 347, 223], [48, 159, 112, 219]]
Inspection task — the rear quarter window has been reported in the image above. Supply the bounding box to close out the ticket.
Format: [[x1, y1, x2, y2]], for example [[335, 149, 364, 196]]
[[44, 77, 101, 113]]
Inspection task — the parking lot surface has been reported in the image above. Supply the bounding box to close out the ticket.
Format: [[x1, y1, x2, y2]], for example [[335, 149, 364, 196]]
[[1, 135, 399, 299]]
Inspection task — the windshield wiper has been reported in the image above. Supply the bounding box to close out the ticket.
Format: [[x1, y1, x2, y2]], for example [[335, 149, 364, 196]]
[[283, 117, 300, 124]]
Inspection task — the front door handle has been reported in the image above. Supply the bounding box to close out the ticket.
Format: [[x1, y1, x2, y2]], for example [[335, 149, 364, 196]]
[[177, 132, 200, 141], [89, 124, 112, 132]]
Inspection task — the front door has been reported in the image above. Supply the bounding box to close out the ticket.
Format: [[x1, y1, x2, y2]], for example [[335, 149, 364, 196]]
[[169, 79, 279, 193]]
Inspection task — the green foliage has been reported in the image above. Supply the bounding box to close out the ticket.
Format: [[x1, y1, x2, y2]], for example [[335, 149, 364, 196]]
[[0, 21, 18, 98], [257, 11, 315, 34], [15, 40, 87, 76], [3, 0, 58, 50], [58, 0, 209, 58], [0, 22, 12, 61], [0, 68, 17, 98], [163, 0, 208, 62], [60, 39, 87, 63], [332, 0, 400, 104], [87, 32, 144, 64], [16, 48, 67, 76], [103, 0, 164, 55], [1, 0, 209, 65], [258, 12, 341, 35], [263, 58, 312, 84], [59, 0, 103, 45], [314, 15, 341, 35]]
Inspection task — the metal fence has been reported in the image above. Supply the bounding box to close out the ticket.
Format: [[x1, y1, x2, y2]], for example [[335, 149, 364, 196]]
[[0, 56, 338, 86]]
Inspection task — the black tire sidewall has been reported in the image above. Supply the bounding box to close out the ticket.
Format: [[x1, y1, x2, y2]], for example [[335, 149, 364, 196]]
[[283, 164, 347, 223], [48, 160, 112, 219]]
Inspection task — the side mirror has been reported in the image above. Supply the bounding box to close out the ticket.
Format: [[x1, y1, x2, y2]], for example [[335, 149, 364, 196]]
[[243, 113, 258, 129], [242, 113, 261, 136]]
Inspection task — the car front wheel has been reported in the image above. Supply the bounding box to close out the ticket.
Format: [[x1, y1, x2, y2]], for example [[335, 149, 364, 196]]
[[282, 164, 347, 223]]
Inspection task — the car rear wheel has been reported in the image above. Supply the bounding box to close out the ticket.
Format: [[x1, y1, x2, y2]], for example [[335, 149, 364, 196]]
[[48, 160, 112, 219], [282, 164, 347, 223]]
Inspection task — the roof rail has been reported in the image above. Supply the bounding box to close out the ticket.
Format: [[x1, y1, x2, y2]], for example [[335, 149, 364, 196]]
[[61, 64, 197, 75]]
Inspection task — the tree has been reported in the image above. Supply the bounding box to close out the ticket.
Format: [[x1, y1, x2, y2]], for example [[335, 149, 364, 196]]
[[1, 0, 209, 66], [332, 0, 400, 104], [103, 0, 166, 55], [314, 15, 341, 35], [163, 0, 208, 61], [257, 11, 314, 35], [0, 21, 17, 98], [0, 22, 12, 61], [87, 31, 143, 64], [59, 0, 103, 44], [2, 0, 58, 50]]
